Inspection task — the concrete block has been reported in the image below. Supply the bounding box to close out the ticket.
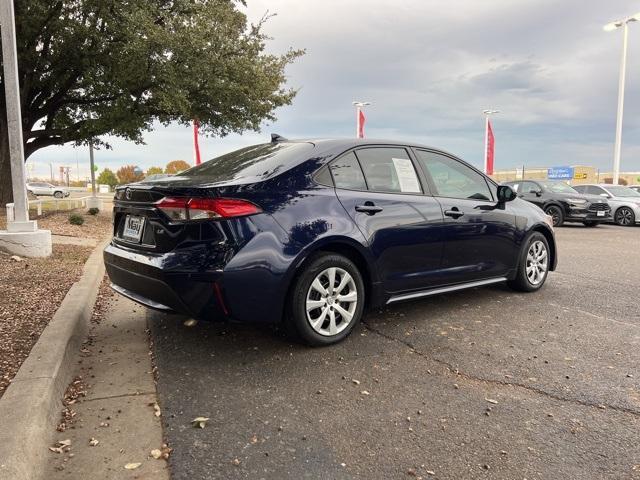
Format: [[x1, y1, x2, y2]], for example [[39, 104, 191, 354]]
[[85, 196, 103, 210], [0, 229, 52, 257]]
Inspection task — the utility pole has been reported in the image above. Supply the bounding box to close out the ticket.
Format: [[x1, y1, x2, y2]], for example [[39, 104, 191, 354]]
[[0, 0, 52, 256]]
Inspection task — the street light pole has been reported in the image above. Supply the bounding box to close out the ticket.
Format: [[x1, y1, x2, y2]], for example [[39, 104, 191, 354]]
[[0, 0, 51, 257], [604, 12, 639, 185], [0, 0, 32, 230]]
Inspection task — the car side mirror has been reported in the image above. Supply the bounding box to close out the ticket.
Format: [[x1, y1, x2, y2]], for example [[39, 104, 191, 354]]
[[497, 185, 517, 203]]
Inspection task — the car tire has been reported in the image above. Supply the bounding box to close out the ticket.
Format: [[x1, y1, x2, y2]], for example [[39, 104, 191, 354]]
[[54, 191, 64, 199], [287, 253, 365, 346], [582, 221, 598, 227], [507, 232, 551, 293], [614, 207, 635, 226], [544, 205, 564, 227]]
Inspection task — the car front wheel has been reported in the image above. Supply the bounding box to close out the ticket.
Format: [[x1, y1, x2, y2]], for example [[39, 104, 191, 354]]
[[288, 253, 364, 346], [615, 207, 635, 226], [54, 191, 64, 198], [508, 232, 550, 292], [544, 205, 563, 227]]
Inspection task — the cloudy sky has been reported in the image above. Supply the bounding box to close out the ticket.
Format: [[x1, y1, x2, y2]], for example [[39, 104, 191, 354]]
[[29, 0, 640, 179]]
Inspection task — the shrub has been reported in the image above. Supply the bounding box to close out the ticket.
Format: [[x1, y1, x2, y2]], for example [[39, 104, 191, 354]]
[[88, 207, 99, 215], [69, 213, 84, 225]]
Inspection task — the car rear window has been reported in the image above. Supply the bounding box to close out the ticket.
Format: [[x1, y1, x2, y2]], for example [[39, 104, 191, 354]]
[[179, 142, 315, 183]]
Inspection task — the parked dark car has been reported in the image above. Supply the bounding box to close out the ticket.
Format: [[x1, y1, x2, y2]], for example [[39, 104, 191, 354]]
[[502, 180, 611, 227], [104, 137, 557, 346]]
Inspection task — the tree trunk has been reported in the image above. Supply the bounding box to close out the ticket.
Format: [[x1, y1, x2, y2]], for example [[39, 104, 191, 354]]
[[0, 118, 12, 208]]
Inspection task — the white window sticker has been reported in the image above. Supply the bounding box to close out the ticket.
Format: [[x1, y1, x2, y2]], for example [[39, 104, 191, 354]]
[[391, 158, 421, 193]]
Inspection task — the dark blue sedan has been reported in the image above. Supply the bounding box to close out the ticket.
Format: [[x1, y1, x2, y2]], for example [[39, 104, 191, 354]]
[[104, 137, 557, 345]]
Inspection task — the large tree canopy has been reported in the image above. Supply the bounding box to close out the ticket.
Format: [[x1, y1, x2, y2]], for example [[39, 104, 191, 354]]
[[0, 0, 303, 204]]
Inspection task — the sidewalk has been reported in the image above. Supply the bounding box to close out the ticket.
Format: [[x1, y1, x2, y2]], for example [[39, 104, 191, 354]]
[[45, 288, 169, 480]]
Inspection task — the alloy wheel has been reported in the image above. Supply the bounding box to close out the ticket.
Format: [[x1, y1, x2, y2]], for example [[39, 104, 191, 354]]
[[305, 267, 358, 336], [615, 207, 633, 226], [546, 206, 561, 227], [526, 240, 548, 286]]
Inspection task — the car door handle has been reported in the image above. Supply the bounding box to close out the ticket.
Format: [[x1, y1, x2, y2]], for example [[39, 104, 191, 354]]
[[355, 204, 383, 215], [444, 208, 464, 219]]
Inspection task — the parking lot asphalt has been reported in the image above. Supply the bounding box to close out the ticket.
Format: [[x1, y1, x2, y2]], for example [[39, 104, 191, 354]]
[[149, 224, 640, 480]]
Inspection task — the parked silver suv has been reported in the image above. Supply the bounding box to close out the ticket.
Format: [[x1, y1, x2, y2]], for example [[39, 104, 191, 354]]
[[573, 184, 640, 226], [26, 182, 70, 199]]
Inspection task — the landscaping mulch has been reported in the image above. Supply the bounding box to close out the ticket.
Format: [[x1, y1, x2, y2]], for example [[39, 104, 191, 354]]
[[0, 209, 112, 398], [0, 210, 112, 239], [0, 245, 94, 397]]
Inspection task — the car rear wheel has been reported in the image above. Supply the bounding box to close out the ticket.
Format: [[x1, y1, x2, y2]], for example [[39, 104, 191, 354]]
[[614, 207, 635, 226], [544, 205, 563, 227], [288, 253, 364, 346], [508, 232, 550, 292], [54, 191, 64, 199]]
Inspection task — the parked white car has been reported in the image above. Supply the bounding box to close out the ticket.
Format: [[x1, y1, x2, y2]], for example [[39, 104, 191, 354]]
[[630, 185, 640, 194], [26, 182, 70, 199], [573, 184, 640, 226]]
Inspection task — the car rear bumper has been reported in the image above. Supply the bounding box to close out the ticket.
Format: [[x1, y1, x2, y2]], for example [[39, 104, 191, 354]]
[[103, 243, 229, 320]]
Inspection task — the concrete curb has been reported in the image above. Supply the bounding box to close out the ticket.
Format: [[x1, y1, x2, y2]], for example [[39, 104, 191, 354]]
[[0, 238, 108, 480]]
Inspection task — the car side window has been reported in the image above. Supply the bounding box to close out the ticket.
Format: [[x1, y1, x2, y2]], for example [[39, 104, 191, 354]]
[[329, 152, 367, 190], [415, 150, 493, 201], [522, 181, 540, 194], [586, 186, 605, 195], [355, 148, 422, 194]]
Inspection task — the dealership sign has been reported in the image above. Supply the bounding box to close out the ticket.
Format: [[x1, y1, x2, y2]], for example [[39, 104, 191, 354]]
[[547, 166, 574, 180]]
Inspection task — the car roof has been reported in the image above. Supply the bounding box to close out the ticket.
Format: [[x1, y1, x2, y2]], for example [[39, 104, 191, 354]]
[[283, 138, 462, 159]]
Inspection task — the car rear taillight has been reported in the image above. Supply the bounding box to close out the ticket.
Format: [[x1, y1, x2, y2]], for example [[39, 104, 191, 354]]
[[155, 197, 261, 221]]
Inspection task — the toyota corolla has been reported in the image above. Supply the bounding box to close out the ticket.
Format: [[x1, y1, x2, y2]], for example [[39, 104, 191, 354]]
[[104, 137, 557, 346]]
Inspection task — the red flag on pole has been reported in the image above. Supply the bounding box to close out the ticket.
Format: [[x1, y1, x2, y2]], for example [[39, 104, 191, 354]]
[[485, 119, 495, 175], [357, 109, 366, 138], [193, 119, 201, 165]]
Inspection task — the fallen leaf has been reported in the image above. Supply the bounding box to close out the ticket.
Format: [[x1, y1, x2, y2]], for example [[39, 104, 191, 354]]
[[184, 319, 198, 327], [124, 463, 142, 470], [250, 434, 258, 444], [485, 398, 498, 404], [232, 458, 241, 466], [89, 438, 99, 447], [352, 379, 360, 385], [192, 417, 210, 428], [58, 439, 72, 447], [150, 449, 162, 459], [153, 403, 161, 417], [49, 447, 63, 454], [360, 390, 370, 396]]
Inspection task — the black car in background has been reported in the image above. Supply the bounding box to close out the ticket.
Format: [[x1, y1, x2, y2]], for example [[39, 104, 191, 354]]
[[502, 180, 611, 227]]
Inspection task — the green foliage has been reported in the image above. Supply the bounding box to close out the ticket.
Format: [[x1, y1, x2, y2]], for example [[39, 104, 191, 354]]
[[97, 168, 118, 188], [87, 207, 99, 215], [69, 213, 84, 225], [116, 165, 145, 185], [165, 160, 191, 174], [146, 166, 164, 176], [11, 1, 303, 158]]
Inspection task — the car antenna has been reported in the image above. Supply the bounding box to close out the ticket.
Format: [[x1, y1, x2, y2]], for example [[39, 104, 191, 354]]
[[271, 133, 288, 143]]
